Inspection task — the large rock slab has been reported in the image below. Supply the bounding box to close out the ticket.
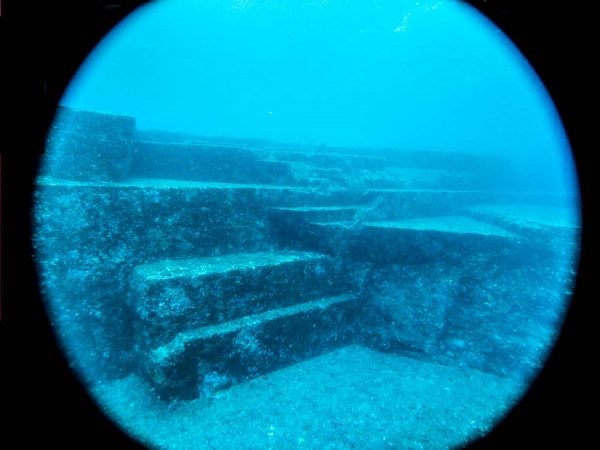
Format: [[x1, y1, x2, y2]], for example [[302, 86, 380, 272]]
[[129, 251, 346, 348], [357, 261, 462, 358], [466, 203, 580, 253], [42, 106, 136, 182], [359, 189, 576, 221], [349, 213, 577, 382], [256, 147, 522, 190], [274, 159, 476, 190], [131, 141, 296, 185], [142, 294, 359, 400], [304, 215, 519, 265], [359, 189, 482, 220], [432, 248, 575, 382]]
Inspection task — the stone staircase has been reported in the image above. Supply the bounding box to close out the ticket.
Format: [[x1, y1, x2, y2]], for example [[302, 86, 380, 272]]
[[127, 251, 357, 399], [34, 107, 579, 403], [144, 293, 357, 400]]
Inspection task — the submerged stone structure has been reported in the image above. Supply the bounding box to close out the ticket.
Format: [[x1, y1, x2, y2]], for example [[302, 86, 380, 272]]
[[34, 107, 579, 401]]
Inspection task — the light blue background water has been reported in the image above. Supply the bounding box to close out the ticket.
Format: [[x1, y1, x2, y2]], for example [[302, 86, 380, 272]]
[[61, 0, 577, 195]]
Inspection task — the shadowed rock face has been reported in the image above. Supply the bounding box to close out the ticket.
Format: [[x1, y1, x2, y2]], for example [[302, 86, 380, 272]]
[[43, 107, 136, 182], [34, 107, 579, 400]]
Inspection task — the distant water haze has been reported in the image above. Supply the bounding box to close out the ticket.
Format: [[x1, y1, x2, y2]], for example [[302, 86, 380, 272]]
[[60, 0, 578, 196]]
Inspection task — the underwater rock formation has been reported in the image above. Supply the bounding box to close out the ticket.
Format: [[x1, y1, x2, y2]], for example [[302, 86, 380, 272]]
[[34, 107, 579, 400]]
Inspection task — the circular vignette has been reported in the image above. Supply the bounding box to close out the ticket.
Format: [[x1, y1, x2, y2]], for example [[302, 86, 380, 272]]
[[17, 0, 596, 450]]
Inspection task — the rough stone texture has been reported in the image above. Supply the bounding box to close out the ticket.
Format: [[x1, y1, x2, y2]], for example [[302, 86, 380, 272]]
[[360, 189, 488, 220], [129, 251, 346, 349], [257, 147, 505, 171], [357, 262, 461, 358], [32, 108, 579, 401], [356, 189, 572, 221], [42, 106, 135, 181], [270, 160, 476, 190], [269, 205, 369, 224], [33, 179, 279, 380], [350, 217, 577, 382], [33, 176, 357, 381], [143, 294, 359, 400], [466, 203, 581, 260], [131, 141, 297, 185], [297, 216, 521, 266]]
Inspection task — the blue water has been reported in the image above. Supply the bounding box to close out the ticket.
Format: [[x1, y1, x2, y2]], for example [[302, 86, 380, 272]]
[[62, 0, 576, 196], [35, 1, 582, 448]]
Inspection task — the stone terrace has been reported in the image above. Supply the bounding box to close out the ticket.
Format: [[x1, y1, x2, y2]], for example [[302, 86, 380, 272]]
[[34, 106, 579, 400]]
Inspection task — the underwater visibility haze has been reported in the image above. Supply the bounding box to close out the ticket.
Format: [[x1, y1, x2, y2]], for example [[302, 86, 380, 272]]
[[33, 0, 580, 448]]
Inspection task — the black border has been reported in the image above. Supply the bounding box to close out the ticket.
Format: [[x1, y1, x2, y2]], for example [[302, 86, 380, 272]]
[[3, 0, 597, 448]]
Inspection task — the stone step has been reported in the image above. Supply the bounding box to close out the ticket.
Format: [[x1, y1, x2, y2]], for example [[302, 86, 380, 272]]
[[129, 251, 346, 348], [261, 152, 388, 171], [358, 189, 493, 220], [281, 161, 476, 191], [269, 205, 370, 223], [464, 203, 581, 262], [142, 294, 359, 400], [256, 148, 514, 179], [254, 159, 299, 183], [268, 205, 371, 251], [131, 141, 296, 185], [35, 177, 288, 259], [112, 177, 362, 207], [303, 215, 519, 265], [345, 167, 475, 190], [36, 176, 366, 272], [360, 189, 575, 221], [465, 203, 580, 236], [35, 177, 363, 257], [267, 190, 521, 251]]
